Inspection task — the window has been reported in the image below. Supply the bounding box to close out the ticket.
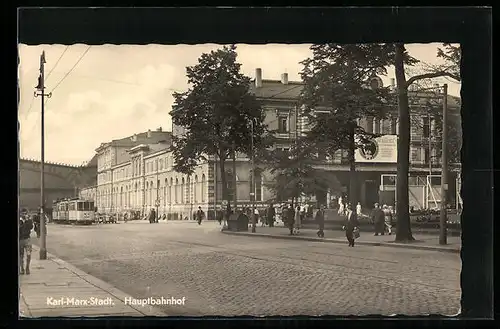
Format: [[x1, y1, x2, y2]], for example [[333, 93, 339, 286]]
[[391, 117, 398, 134], [278, 116, 288, 133], [255, 171, 262, 202], [194, 175, 199, 203], [422, 116, 430, 138], [373, 119, 381, 134], [411, 146, 421, 162], [159, 159, 163, 170], [201, 174, 206, 202], [77, 202, 84, 211], [424, 147, 430, 164], [226, 171, 234, 201], [366, 117, 374, 133]]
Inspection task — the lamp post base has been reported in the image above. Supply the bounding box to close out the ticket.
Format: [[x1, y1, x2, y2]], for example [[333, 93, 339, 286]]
[[39, 248, 47, 260]]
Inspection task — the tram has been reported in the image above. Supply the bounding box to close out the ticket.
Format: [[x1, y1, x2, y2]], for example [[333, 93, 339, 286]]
[[52, 198, 95, 225]]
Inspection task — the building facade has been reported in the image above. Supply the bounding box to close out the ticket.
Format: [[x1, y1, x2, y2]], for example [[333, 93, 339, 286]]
[[80, 69, 461, 216]]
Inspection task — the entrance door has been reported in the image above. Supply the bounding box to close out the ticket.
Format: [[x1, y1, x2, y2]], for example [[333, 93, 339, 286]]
[[365, 180, 380, 207]]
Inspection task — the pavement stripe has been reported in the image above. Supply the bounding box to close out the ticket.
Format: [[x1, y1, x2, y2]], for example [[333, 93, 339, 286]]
[[221, 231, 460, 254]]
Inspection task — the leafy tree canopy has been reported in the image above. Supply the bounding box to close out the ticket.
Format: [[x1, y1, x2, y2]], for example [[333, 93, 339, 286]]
[[299, 44, 411, 155], [170, 45, 267, 175]]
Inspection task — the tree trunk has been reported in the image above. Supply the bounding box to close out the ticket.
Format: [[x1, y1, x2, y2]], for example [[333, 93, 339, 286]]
[[218, 156, 229, 210], [394, 43, 415, 242], [348, 121, 358, 208]]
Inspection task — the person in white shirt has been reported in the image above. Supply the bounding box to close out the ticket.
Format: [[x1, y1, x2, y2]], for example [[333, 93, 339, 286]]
[[356, 202, 362, 217], [338, 196, 345, 215]]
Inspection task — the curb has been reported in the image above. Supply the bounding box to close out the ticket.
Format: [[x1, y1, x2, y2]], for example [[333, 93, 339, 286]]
[[30, 245, 166, 317], [221, 231, 460, 254]]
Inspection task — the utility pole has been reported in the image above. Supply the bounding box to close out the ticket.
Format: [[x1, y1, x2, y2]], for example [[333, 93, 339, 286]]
[[439, 84, 448, 245], [34, 51, 51, 260], [250, 119, 256, 233], [428, 112, 432, 176]]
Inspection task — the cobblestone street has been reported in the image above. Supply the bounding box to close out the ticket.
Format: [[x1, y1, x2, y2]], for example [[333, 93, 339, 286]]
[[30, 221, 461, 316]]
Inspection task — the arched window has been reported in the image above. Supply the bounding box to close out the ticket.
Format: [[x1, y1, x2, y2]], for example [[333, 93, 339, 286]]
[[157, 179, 160, 205], [226, 171, 234, 201], [120, 186, 123, 207], [181, 177, 185, 204], [186, 177, 191, 204], [254, 170, 262, 202], [135, 183, 138, 208], [149, 181, 153, 207], [164, 178, 167, 206], [201, 174, 206, 202], [169, 178, 173, 204], [194, 175, 199, 203], [175, 178, 179, 203]]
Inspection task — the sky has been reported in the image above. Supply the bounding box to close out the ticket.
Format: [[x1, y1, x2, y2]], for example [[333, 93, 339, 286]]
[[18, 43, 461, 165]]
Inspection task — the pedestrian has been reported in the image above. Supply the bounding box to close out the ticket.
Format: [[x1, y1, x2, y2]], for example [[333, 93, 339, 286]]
[[294, 205, 301, 235], [287, 204, 295, 235], [315, 204, 326, 238], [33, 211, 41, 238], [266, 203, 275, 227], [356, 202, 362, 217], [197, 206, 205, 225], [370, 203, 382, 235], [148, 208, 156, 224], [19, 215, 34, 275], [383, 204, 393, 235], [337, 196, 344, 216], [345, 204, 360, 247]]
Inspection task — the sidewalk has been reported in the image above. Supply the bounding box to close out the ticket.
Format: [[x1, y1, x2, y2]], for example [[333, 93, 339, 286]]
[[221, 226, 461, 253], [19, 246, 166, 318]]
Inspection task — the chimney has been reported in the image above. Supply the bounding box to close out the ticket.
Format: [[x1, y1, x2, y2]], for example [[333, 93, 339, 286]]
[[281, 73, 289, 85], [157, 127, 162, 132], [131, 134, 137, 142], [147, 129, 152, 138], [255, 68, 262, 88]]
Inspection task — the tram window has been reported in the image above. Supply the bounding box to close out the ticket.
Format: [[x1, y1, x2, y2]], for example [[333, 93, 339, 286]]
[[83, 202, 91, 211], [77, 202, 84, 211], [68, 203, 76, 211]]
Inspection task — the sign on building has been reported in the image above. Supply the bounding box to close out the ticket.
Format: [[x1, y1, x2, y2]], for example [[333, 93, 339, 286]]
[[355, 135, 398, 163]]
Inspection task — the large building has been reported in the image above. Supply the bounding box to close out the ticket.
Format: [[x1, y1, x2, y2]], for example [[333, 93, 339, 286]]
[[19, 156, 97, 211], [80, 68, 462, 218]]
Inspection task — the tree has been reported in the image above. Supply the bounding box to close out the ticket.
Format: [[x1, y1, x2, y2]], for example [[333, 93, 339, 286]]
[[170, 45, 267, 207], [265, 143, 342, 206], [393, 43, 460, 242], [299, 44, 395, 208]]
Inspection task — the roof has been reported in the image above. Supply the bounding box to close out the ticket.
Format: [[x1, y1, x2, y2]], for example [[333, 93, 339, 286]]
[[250, 79, 461, 109], [250, 79, 304, 100], [95, 130, 172, 152]]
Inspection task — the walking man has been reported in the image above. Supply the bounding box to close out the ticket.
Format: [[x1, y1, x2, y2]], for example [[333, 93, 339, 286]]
[[287, 204, 295, 235], [19, 214, 34, 275], [197, 206, 205, 225], [345, 204, 360, 247], [315, 204, 326, 238], [371, 203, 385, 236]]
